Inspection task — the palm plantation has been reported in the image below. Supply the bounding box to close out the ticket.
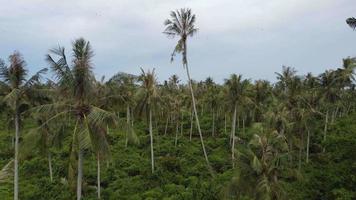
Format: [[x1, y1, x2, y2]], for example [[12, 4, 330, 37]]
[[0, 8, 355, 200]]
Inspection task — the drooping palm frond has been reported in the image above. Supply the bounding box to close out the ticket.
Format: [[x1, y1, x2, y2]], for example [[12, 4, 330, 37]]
[[24, 68, 48, 89], [346, 17, 356, 30], [0, 159, 14, 183], [87, 106, 118, 127], [3, 88, 21, 109]]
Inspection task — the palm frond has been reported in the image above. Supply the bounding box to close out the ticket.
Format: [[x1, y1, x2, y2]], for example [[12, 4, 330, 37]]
[[0, 160, 14, 183], [346, 17, 356, 30]]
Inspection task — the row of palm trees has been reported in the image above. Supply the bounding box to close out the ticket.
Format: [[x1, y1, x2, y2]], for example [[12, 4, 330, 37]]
[[0, 10, 355, 200]]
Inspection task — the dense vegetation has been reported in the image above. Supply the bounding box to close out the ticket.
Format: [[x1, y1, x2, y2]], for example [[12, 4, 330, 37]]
[[0, 9, 355, 200]]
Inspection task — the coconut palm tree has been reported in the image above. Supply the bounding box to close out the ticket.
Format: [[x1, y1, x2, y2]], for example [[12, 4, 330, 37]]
[[137, 68, 159, 173], [43, 38, 116, 199], [163, 8, 212, 172], [225, 74, 252, 168], [346, 17, 356, 30], [225, 130, 289, 200], [0, 52, 47, 200]]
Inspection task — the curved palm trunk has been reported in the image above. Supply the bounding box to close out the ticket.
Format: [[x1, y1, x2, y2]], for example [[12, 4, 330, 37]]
[[77, 149, 83, 200], [149, 108, 154, 173], [14, 109, 19, 200], [97, 153, 101, 199], [231, 104, 237, 169], [48, 152, 53, 182], [184, 62, 211, 170]]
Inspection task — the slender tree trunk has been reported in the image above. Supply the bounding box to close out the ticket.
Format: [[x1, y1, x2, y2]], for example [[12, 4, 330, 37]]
[[306, 128, 310, 164], [298, 130, 303, 171], [180, 112, 183, 136], [77, 149, 83, 200], [97, 153, 101, 199], [231, 104, 237, 169], [189, 108, 193, 141], [48, 152, 53, 182], [323, 111, 329, 152], [125, 105, 130, 148], [14, 109, 19, 200], [149, 108, 154, 173], [212, 110, 215, 137], [175, 120, 179, 147], [242, 116, 245, 136], [184, 62, 211, 170], [164, 116, 169, 136], [224, 113, 227, 135], [131, 109, 134, 127]]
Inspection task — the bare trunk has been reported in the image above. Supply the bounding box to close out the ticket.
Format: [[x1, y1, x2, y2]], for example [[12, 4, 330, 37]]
[[180, 112, 183, 136], [242, 116, 245, 136], [184, 62, 211, 170], [231, 104, 237, 169], [323, 111, 329, 152], [48, 152, 53, 182], [164, 116, 169, 136], [212, 110, 215, 137], [175, 120, 179, 147], [14, 109, 19, 200], [224, 113, 227, 135], [189, 108, 193, 141], [125, 105, 130, 148], [149, 108, 154, 173], [97, 153, 101, 199], [306, 128, 310, 164], [77, 149, 83, 200]]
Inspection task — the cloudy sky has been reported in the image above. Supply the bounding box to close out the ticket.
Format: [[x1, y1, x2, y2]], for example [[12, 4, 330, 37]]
[[0, 0, 355, 83]]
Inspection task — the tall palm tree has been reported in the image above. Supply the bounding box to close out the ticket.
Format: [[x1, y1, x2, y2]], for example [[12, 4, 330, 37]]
[[137, 68, 159, 173], [43, 38, 116, 199], [346, 17, 356, 30], [0, 52, 47, 200], [225, 74, 251, 168], [163, 8, 212, 172]]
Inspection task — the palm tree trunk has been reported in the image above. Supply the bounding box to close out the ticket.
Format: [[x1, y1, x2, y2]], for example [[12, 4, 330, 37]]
[[242, 116, 245, 136], [125, 105, 130, 148], [14, 109, 19, 200], [323, 111, 329, 152], [149, 108, 154, 173], [224, 113, 227, 135], [180, 112, 183, 136], [231, 104, 237, 169], [48, 152, 53, 182], [184, 62, 211, 169], [175, 120, 179, 147], [212, 110, 215, 137], [164, 116, 169, 136], [97, 153, 101, 199], [306, 128, 310, 164], [189, 108, 193, 141], [77, 148, 83, 200]]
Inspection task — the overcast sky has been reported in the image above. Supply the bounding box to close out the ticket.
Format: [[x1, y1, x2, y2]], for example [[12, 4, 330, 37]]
[[0, 0, 355, 83]]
